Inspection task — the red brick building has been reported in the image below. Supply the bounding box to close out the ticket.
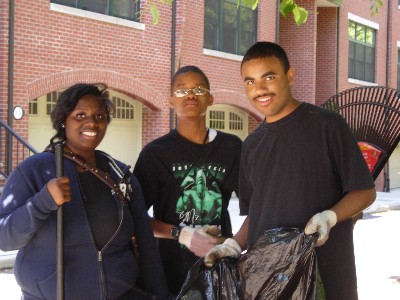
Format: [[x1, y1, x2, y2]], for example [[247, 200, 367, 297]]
[[1, 0, 399, 190]]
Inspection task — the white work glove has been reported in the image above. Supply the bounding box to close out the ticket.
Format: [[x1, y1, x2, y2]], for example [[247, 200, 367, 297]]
[[204, 238, 242, 268], [178, 225, 223, 257], [305, 210, 337, 247]]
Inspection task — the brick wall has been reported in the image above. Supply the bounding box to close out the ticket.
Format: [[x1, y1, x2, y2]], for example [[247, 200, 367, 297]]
[[0, 1, 9, 122], [280, 0, 317, 104], [316, 7, 338, 106], [2, 0, 398, 190], [9, 0, 172, 145]]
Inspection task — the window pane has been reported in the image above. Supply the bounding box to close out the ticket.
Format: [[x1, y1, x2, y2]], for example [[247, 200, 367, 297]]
[[355, 61, 364, 79], [29, 99, 38, 115], [356, 24, 365, 42], [46, 92, 58, 115], [348, 41, 355, 59], [204, 0, 257, 55], [221, 1, 237, 53], [355, 43, 365, 62], [204, 0, 218, 50], [348, 59, 355, 78], [365, 46, 375, 64], [111, 96, 134, 120], [209, 110, 225, 130], [365, 28, 374, 45], [229, 112, 243, 130], [239, 6, 256, 55], [110, 0, 139, 21], [51, 0, 77, 7], [365, 63, 374, 82], [79, 0, 106, 14], [348, 21, 356, 39]]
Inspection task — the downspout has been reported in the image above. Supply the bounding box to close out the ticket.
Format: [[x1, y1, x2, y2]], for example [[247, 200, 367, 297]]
[[383, 0, 392, 192], [335, 6, 340, 94], [275, 0, 279, 42], [7, 0, 15, 174], [169, 0, 177, 130]]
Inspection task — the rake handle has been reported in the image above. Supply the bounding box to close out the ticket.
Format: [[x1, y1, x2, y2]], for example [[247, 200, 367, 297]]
[[54, 142, 64, 300]]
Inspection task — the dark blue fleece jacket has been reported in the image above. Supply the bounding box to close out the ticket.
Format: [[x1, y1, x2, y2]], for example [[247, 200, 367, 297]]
[[0, 151, 168, 299]]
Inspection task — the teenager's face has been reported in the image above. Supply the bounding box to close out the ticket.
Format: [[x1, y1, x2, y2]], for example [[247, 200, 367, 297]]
[[241, 56, 296, 123], [169, 71, 213, 120], [64, 95, 108, 156]]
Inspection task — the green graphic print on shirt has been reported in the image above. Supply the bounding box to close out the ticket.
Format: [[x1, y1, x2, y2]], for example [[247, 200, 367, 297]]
[[174, 162, 226, 226]]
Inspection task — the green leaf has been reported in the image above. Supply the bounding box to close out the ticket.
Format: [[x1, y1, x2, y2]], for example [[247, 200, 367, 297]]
[[251, 0, 259, 10], [293, 6, 308, 27], [237, 0, 258, 10], [150, 5, 160, 25], [280, 0, 295, 17]]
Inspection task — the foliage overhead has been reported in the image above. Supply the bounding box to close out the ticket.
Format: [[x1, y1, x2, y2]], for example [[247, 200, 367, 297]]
[[144, 0, 382, 26]]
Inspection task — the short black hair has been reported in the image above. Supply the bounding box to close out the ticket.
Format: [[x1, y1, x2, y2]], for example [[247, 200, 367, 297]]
[[50, 83, 114, 145], [241, 42, 291, 73], [170, 65, 210, 95]]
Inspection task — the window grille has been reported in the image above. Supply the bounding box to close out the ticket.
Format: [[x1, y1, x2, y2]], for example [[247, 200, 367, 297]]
[[112, 96, 134, 119], [29, 99, 38, 115], [229, 112, 243, 130], [46, 92, 59, 115], [209, 110, 225, 129]]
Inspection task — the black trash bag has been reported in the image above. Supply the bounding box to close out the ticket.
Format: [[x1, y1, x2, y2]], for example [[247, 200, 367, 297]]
[[237, 228, 318, 300], [177, 228, 317, 300], [176, 257, 242, 300]]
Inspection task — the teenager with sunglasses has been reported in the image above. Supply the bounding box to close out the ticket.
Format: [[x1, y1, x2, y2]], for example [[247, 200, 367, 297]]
[[134, 66, 242, 295]]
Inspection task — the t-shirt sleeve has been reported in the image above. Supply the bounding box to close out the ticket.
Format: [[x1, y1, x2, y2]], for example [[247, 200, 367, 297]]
[[329, 114, 375, 193], [133, 149, 159, 210]]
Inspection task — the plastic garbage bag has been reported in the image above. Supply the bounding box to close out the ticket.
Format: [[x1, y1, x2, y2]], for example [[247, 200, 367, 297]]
[[177, 228, 317, 300], [176, 257, 242, 300], [238, 228, 317, 300]]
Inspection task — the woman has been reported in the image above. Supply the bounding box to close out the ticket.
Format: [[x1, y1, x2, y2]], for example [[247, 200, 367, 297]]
[[0, 83, 169, 299]]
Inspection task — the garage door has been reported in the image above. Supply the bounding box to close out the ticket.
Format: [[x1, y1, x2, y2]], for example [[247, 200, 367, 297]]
[[206, 104, 248, 140], [28, 90, 142, 169], [389, 145, 400, 189]]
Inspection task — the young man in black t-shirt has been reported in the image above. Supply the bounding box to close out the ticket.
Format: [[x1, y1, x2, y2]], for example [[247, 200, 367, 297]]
[[204, 42, 376, 300], [134, 66, 242, 295]]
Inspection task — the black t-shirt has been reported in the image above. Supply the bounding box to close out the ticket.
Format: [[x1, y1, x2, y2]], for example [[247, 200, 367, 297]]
[[240, 102, 375, 299], [134, 129, 242, 294]]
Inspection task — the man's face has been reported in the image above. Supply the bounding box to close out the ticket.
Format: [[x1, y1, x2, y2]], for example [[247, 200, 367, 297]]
[[241, 56, 295, 123], [169, 72, 213, 120]]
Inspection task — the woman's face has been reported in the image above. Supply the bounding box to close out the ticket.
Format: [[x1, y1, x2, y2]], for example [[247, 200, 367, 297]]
[[64, 94, 108, 156]]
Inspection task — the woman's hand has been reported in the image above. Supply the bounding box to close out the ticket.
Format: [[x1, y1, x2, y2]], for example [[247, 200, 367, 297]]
[[47, 177, 71, 206]]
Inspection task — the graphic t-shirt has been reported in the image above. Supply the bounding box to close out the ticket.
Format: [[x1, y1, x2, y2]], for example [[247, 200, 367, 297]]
[[175, 161, 227, 226], [134, 129, 242, 294]]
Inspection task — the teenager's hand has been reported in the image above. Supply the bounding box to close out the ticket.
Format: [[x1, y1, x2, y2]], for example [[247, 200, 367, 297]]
[[305, 210, 337, 246], [178, 225, 225, 257], [204, 238, 242, 268], [47, 177, 71, 206]]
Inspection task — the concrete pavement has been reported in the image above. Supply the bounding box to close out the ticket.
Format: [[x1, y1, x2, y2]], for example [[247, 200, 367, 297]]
[[364, 188, 400, 214], [0, 188, 399, 299]]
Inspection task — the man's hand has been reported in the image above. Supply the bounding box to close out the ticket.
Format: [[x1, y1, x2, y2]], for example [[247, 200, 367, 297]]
[[305, 210, 337, 246], [178, 225, 225, 257], [204, 238, 242, 268]]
